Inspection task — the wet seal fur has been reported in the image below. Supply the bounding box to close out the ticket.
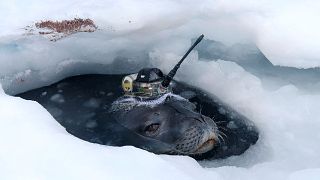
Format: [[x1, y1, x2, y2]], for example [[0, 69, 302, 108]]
[[17, 74, 258, 160]]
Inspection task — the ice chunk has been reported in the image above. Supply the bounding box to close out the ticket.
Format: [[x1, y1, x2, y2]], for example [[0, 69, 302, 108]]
[[50, 94, 65, 103], [83, 98, 101, 108]]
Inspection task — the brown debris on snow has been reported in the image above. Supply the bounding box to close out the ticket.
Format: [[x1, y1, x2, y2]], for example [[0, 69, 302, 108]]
[[26, 18, 98, 41], [35, 18, 97, 34]]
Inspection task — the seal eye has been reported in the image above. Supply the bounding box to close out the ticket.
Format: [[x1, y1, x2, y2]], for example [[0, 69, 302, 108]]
[[144, 123, 160, 136]]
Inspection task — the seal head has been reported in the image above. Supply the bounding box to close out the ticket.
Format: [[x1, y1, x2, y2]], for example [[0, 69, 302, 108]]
[[108, 94, 219, 155]]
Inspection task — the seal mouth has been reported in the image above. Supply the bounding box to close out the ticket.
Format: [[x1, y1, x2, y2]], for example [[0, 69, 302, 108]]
[[194, 138, 216, 154]]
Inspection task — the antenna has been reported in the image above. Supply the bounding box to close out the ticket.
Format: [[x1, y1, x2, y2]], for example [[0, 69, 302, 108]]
[[161, 34, 204, 87]]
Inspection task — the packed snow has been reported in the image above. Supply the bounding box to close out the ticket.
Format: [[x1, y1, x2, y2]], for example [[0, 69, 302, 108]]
[[1, 0, 320, 180]]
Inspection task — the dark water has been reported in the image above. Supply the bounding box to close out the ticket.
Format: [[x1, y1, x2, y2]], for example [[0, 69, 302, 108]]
[[17, 74, 258, 160]]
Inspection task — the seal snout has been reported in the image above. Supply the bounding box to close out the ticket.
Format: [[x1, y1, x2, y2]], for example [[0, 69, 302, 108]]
[[174, 116, 219, 155], [194, 126, 218, 154]]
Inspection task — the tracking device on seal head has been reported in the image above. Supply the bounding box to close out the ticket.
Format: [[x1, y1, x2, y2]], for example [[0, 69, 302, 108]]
[[122, 34, 204, 98]]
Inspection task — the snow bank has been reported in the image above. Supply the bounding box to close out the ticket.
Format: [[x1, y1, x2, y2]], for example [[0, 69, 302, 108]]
[[1, 0, 320, 180], [0, 90, 212, 180], [1, 0, 320, 68]]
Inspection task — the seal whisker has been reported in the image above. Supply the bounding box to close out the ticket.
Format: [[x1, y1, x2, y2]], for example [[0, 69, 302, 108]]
[[215, 120, 227, 124], [218, 126, 228, 132], [200, 115, 207, 123], [217, 134, 225, 145], [199, 104, 203, 115], [218, 126, 238, 136], [218, 130, 228, 140]]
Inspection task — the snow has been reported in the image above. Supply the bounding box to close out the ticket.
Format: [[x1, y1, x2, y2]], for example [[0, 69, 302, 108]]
[[0, 93, 199, 180], [1, 0, 320, 180]]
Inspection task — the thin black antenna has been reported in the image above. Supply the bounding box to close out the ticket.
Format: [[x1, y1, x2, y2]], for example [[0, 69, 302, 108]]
[[161, 34, 204, 87]]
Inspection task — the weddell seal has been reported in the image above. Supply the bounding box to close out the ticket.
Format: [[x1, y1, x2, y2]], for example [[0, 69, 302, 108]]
[[16, 35, 258, 159]]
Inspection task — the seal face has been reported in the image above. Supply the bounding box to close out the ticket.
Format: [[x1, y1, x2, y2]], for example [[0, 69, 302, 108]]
[[108, 94, 219, 155]]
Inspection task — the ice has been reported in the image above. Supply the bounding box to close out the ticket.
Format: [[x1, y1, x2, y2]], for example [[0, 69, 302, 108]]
[[195, 39, 320, 92], [50, 93, 65, 103], [85, 120, 98, 129], [1, 0, 320, 180], [83, 98, 101, 108], [41, 91, 47, 96], [226, 121, 238, 129]]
